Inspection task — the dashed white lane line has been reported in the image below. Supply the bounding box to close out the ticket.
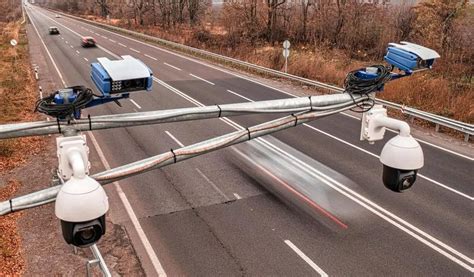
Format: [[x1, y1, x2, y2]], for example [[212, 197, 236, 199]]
[[195, 168, 230, 201], [227, 89, 253, 102], [233, 193, 242, 200], [190, 73, 215, 86], [65, 40, 68, 44], [83, 57, 89, 62], [163, 62, 182, 71], [101, 35, 108, 39], [75, 50, 80, 54], [109, 38, 116, 43], [129, 99, 142, 109], [285, 240, 328, 277], [165, 131, 184, 147], [118, 42, 127, 47], [70, 45, 74, 48], [144, 54, 157, 61], [130, 47, 140, 53], [60, 36, 64, 39]]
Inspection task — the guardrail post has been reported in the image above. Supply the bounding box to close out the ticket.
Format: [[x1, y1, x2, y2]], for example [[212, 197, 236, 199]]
[[465, 134, 470, 142], [435, 124, 440, 133]]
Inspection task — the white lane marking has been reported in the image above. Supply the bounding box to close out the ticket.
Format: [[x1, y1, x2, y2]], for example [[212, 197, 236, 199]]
[[88, 133, 168, 277], [70, 45, 74, 48], [165, 131, 184, 147], [31, 11, 168, 276], [101, 35, 108, 39], [129, 99, 142, 109], [95, 32, 100, 35], [60, 36, 64, 40], [118, 42, 127, 47], [155, 77, 474, 270], [65, 40, 68, 44], [195, 168, 230, 201], [189, 73, 215, 86], [75, 50, 80, 54], [39, 12, 472, 269], [145, 54, 158, 61], [233, 193, 242, 200], [227, 89, 253, 102], [285, 240, 328, 276], [130, 47, 140, 53], [109, 39, 116, 43], [74, 18, 470, 160], [83, 57, 89, 62], [163, 62, 182, 71], [27, 8, 66, 86]]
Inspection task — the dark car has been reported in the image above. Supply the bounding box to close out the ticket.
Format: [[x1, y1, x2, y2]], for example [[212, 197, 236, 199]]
[[49, 26, 60, 35], [81, 36, 96, 47]]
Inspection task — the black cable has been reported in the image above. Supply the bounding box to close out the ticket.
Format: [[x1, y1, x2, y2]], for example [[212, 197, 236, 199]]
[[344, 65, 391, 113], [35, 86, 94, 119]]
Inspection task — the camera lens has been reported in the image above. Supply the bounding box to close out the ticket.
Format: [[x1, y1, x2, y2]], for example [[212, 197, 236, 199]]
[[78, 226, 96, 241]]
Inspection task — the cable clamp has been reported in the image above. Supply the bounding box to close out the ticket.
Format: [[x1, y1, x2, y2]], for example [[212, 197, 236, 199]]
[[9, 199, 13, 213], [88, 114, 92, 131], [216, 104, 222, 118], [170, 149, 177, 163], [56, 118, 62, 134], [291, 114, 298, 126], [246, 128, 251, 140]]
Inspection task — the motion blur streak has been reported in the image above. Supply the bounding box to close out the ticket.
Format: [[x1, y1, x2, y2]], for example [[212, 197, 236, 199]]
[[231, 136, 366, 231]]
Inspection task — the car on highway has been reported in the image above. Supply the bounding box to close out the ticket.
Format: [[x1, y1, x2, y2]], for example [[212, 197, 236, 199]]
[[48, 26, 60, 35], [81, 36, 96, 48]]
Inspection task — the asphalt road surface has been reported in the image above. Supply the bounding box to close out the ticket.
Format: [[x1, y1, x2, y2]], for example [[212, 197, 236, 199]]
[[23, 5, 473, 276]]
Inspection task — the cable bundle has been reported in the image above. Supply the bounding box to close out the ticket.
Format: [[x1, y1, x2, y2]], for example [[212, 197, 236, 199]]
[[35, 86, 94, 119], [344, 64, 392, 112]]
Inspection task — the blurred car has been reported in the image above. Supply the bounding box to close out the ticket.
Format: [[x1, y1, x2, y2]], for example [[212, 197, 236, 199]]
[[81, 36, 96, 47], [49, 26, 60, 35], [55, 14, 61, 18]]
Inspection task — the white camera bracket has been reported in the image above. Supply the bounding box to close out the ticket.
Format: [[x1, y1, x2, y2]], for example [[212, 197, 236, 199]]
[[57, 134, 90, 180]]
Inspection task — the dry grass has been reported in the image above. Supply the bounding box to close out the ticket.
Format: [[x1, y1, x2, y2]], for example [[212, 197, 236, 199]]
[[0, 18, 45, 276], [78, 14, 473, 126]]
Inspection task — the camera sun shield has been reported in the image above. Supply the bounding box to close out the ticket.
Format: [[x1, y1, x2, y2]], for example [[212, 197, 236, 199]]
[[91, 55, 153, 96]]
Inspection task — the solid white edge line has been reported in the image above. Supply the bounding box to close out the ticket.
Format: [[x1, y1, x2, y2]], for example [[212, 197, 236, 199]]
[[163, 62, 181, 71], [36, 8, 474, 270], [27, 8, 66, 86], [195, 168, 230, 201], [144, 54, 158, 61], [189, 73, 215, 85], [30, 9, 168, 276], [227, 89, 253, 102], [285, 240, 328, 276], [164, 131, 184, 147], [69, 14, 471, 160], [88, 133, 168, 277], [129, 99, 142, 109]]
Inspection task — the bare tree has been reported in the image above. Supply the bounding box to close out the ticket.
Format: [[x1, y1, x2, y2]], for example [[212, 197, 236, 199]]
[[266, 0, 286, 44]]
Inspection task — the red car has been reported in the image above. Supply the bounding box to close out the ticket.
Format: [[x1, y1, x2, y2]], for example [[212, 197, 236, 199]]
[[81, 36, 96, 47]]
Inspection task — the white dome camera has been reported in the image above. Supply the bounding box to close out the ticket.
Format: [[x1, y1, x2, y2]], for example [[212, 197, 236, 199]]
[[360, 105, 424, 192], [380, 135, 423, 192], [55, 176, 109, 247]]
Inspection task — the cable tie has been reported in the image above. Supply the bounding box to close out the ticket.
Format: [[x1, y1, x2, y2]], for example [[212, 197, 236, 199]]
[[56, 118, 61, 134], [308, 96, 313, 111], [170, 149, 177, 163], [216, 104, 222, 117], [9, 199, 13, 212], [291, 114, 298, 126], [88, 114, 92, 131], [246, 128, 251, 140]]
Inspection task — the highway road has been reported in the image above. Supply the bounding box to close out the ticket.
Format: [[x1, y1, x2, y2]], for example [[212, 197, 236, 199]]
[[24, 5, 473, 276]]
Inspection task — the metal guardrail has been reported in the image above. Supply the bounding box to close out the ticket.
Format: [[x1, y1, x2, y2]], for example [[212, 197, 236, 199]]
[[50, 9, 474, 142]]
